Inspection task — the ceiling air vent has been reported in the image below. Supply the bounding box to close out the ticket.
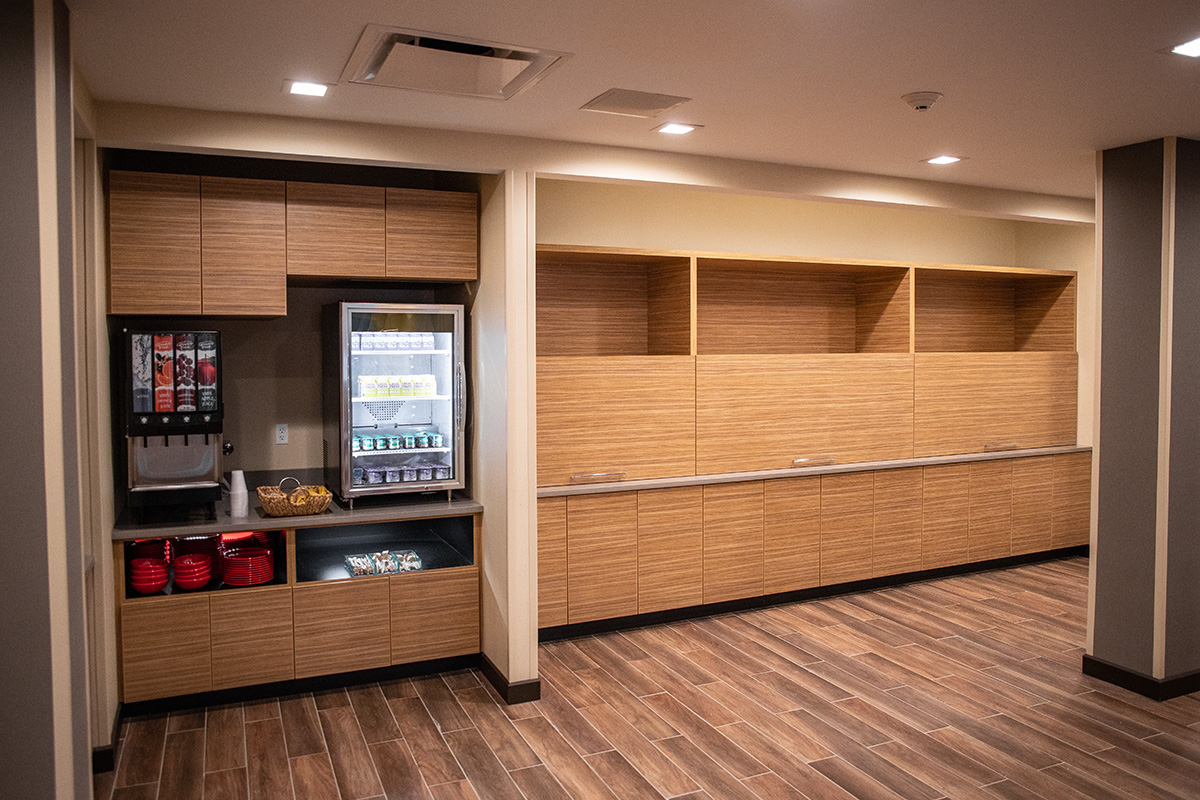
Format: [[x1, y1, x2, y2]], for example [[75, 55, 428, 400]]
[[580, 88, 692, 118], [340, 24, 569, 100]]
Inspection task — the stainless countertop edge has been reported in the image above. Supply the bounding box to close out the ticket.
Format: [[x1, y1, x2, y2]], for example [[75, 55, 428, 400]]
[[113, 496, 484, 540], [536, 445, 1093, 498]]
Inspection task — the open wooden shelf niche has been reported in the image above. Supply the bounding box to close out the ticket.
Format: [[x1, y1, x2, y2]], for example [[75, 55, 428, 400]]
[[913, 267, 1076, 353]]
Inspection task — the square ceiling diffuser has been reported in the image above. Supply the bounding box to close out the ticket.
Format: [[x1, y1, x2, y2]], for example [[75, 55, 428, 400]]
[[340, 24, 569, 100], [580, 88, 692, 118]]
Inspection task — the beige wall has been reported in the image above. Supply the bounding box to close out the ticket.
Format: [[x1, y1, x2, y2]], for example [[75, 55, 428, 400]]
[[535, 177, 1097, 444]]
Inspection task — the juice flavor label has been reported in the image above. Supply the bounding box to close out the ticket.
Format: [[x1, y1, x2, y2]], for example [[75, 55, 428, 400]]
[[196, 333, 218, 412], [131, 334, 153, 413], [153, 334, 174, 412], [174, 333, 197, 412]]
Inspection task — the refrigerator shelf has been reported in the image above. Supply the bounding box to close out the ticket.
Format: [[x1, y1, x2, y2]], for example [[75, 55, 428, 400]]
[[353, 448, 452, 457], [352, 395, 450, 402], [351, 349, 451, 356]]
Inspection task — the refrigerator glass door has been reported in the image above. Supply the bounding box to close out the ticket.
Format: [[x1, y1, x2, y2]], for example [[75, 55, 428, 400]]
[[340, 303, 464, 498]]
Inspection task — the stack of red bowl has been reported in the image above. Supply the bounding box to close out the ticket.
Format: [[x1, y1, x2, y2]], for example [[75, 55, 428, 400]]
[[221, 530, 257, 548], [129, 539, 170, 563], [221, 546, 274, 586], [173, 554, 213, 590], [175, 535, 221, 580], [129, 557, 168, 594]]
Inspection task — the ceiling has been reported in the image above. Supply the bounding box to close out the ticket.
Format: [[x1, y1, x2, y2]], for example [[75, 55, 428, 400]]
[[68, 0, 1200, 199]]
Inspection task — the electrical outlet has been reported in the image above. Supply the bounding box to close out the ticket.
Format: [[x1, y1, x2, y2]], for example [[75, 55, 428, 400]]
[[275, 423, 289, 445]]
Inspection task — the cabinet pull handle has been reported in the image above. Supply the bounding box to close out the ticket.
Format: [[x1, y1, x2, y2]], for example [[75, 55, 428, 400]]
[[984, 442, 1020, 451], [569, 472, 627, 482], [792, 456, 837, 466]]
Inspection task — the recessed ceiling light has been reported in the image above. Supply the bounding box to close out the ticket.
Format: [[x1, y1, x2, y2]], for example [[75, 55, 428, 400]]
[[1172, 36, 1200, 57], [923, 155, 963, 165], [287, 81, 329, 97], [655, 123, 700, 135]]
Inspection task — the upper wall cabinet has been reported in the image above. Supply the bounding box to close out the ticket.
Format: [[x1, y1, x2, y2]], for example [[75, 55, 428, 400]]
[[109, 171, 203, 315], [286, 181, 386, 279], [386, 188, 478, 281], [108, 171, 286, 316], [200, 176, 287, 316]]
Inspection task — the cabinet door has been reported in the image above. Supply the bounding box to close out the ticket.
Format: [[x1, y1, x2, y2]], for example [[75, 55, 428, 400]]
[[914, 352, 1077, 456], [638, 486, 703, 613], [968, 461, 1013, 562], [696, 354, 914, 474], [820, 473, 874, 586], [286, 181, 385, 278], [537, 496, 568, 628], [386, 188, 478, 281], [703, 482, 764, 603], [200, 176, 287, 315], [567, 493, 638, 623], [210, 586, 294, 690], [922, 464, 969, 569], [293, 578, 391, 679], [391, 566, 480, 664], [108, 171, 202, 315], [1052, 451, 1092, 548], [121, 595, 211, 702], [1012, 456, 1054, 555], [763, 477, 821, 594], [537, 356, 696, 486], [873, 468, 923, 578]]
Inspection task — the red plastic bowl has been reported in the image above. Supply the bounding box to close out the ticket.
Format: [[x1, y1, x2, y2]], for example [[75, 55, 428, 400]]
[[173, 574, 210, 590], [130, 576, 168, 594]]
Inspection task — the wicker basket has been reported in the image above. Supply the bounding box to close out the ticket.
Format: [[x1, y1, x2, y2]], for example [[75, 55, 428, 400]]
[[256, 477, 332, 517]]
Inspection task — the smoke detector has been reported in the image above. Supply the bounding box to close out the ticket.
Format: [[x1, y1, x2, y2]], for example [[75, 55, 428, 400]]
[[340, 24, 569, 100], [902, 91, 944, 111]]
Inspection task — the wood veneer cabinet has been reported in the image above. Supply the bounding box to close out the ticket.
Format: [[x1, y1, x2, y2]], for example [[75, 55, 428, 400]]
[[637, 487, 703, 613], [537, 496, 568, 628], [391, 566, 480, 664], [210, 586, 294, 691], [120, 594, 212, 702], [201, 176, 287, 315], [968, 460, 1014, 562], [1012, 456, 1055, 556], [108, 171, 203, 315], [566, 492, 638, 623], [286, 181, 386, 278], [537, 356, 696, 486], [872, 468, 923, 577], [921, 463, 970, 570], [763, 477, 821, 594], [386, 188, 478, 281], [1052, 451, 1092, 548], [703, 482, 765, 603], [293, 577, 391, 679], [819, 473, 874, 586], [696, 354, 914, 473]]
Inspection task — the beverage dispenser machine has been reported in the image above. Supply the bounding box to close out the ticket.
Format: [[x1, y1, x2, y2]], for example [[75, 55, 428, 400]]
[[120, 330, 224, 518]]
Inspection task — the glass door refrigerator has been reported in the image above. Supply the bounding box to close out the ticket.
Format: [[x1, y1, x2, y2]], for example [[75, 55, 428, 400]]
[[322, 302, 465, 505]]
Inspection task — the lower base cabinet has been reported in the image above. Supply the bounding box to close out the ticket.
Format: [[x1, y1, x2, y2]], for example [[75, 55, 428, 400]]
[[210, 586, 294, 690], [391, 566, 480, 663], [293, 578, 391, 679], [121, 595, 212, 702], [538, 451, 1092, 629]]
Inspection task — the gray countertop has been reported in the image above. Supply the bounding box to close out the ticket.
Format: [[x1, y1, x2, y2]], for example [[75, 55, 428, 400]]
[[112, 468, 482, 540]]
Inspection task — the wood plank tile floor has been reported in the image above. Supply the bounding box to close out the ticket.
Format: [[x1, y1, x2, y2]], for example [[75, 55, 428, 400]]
[[95, 557, 1200, 799]]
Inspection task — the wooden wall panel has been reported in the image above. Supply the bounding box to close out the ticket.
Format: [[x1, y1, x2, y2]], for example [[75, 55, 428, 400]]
[[922, 464, 970, 569], [567, 493, 638, 623], [285, 181, 386, 278], [637, 487, 704, 613], [856, 270, 912, 354], [210, 587, 294, 690], [537, 262, 649, 357], [293, 579, 391, 679], [820, 473, 874, 586], [968, 461, 1013, 562], [647, 261, 694, 356], [703, 482, 765, 603], [1011, 456, 1054, 555], [385, 188, 477, 281], [537, 497, 568, 628], [915, 271, 1016, 352], [108, 171, 202, 315], [1015, 276, 1076, 352], [913, 352, 1077, 457], [391, 566, 480, 663], [697, 354, 914, 473], [537, 356, 696, 486], [872, 468, 923, 577], [697, 261, 857, 354], [121, 595, 211, 702], [1053, 451, 1092, 548], [200, 176, 287, 315], [763, 477, 821, 594]]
